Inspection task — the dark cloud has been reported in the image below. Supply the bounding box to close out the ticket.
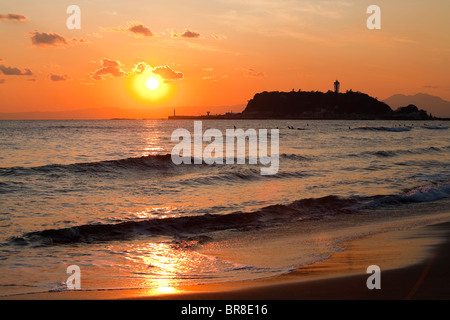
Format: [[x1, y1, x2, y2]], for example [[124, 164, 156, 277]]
[[29, 31, 86, 47], [0, 64, 33, 76], [152, 65, 184, 80], [0, 79, 5, 84], [128, 23, 153, 37], [105, 22, 153, 37], [29, 31, 68, 47], [49, 74, 71, 82], [0, 13, 28, 21], [90, 58, 126, 80], [172, 29, 201, 39]]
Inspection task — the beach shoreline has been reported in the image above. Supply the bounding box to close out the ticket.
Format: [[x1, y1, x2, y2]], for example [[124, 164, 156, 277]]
[[4, 220, 450, 300]]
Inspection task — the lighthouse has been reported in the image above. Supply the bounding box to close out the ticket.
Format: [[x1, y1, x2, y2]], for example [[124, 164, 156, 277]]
[[334, 80, 340, 94]]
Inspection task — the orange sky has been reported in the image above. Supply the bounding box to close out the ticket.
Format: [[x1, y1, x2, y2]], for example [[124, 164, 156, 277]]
[[1, 0, 449, 118]]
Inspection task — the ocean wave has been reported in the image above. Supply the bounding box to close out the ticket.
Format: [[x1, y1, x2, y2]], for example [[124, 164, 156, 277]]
[[280, 153, 311, 162], [0, 154, 177, 176], [348, 146, 445, 159], [8, 196, 359, 245], [10, 179, 450, 246], [354, 126, 412, 132], [364, 180, 450, 207], [0, 153, 311, 181], [402, 180, 450, 202], [183, 168, 309, 186], [422, 126, 448, 130]]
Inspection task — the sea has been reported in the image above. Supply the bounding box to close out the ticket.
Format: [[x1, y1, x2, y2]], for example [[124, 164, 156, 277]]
[[1, 119, 450, 297]]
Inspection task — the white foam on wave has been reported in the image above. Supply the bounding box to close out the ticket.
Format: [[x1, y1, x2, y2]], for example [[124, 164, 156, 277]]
[[356, 126, 412, 132], [403, 180, 450, 203]]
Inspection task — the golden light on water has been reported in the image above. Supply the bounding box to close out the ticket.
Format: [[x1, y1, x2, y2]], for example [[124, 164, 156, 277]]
[[143, 131, 165, 156], [132, 207, 176, 219], [123, 242, 203, 287], [155, 286, 177, 294]]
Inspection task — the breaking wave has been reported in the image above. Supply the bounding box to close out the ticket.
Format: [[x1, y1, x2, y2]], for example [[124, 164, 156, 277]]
[[354, 126, 412, 132], [9, 179, 450, 246]]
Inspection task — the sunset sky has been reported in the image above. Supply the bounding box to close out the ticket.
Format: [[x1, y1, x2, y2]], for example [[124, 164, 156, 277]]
[[1, 0, 449, 118]]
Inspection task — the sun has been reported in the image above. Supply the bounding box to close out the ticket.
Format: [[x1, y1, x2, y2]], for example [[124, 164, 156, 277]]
[[129, 72, 171, 102], [146, 77, 159, 90]]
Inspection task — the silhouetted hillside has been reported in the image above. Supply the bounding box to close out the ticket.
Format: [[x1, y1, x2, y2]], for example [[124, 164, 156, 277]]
[[242, 90, 433, 120]]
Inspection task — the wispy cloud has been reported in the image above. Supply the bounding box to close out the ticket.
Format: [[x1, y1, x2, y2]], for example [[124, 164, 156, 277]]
[[0, 13, 27, 21], [392, 37, 418, 44], [237, 68, 266, 78], [203, 74, 228, 82], [211, 33, 227, 40], [215, 0, 352, 41]]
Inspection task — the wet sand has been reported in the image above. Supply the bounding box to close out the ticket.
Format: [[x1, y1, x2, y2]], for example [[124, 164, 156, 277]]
[[5, 221, 450, 300]]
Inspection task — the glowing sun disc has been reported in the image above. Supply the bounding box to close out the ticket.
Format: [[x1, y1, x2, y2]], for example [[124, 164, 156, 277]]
[[146, 78, 159, 90]]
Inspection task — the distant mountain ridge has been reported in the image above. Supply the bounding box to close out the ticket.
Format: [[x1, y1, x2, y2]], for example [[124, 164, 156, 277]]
[[384, 93, 450, 118]]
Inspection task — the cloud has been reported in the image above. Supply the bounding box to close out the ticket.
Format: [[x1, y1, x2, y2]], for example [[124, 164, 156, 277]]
[[0, 79, 5, 84], [129, 62, 184, 82], [203, 75, 218, 82], [29, 31, 87, 47], [423, 85, 443, 90], [392, 37, 418, 44], [0, 64, 33, 76], [49, 74, 71, 82], [128, 23, 153, 37], [30, 31, 67, 47], [211, 33, 227, 40], [152, 65, 184, 80], [237, 68, 266, 78], [104, 22, 153, 37], [131, 62, 151, 74], [90, 58, 126, 80], [171, 29, 201, 39], [0, 13, 27, 21], [203, 74, 228, 82]]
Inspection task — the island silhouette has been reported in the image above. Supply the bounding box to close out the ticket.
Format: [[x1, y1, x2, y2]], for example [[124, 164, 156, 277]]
[[169, 82, 434, 120]]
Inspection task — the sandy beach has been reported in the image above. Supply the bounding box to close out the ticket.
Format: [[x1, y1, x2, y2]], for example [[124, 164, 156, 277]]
[[5, 220, 450, 300]]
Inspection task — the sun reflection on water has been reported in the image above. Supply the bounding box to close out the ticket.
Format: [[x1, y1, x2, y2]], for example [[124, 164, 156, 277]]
[[121, 241, 210, 290], [132, 206, 177, 219], [142, 128, 166, 156]]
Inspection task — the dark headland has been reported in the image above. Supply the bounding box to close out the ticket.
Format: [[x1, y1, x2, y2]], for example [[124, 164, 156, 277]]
[[169, 88, 436, 120]]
